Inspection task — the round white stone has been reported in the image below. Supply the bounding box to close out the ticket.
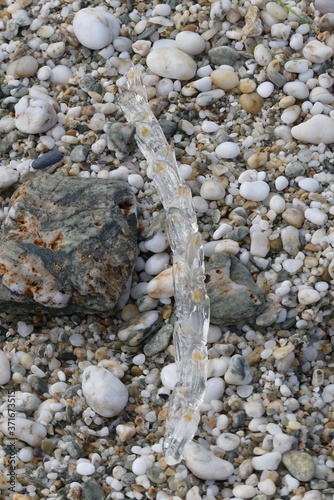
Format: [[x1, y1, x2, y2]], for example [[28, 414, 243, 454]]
[[215, 142, 240, 159], [258, 478, 276, 495], [46, 42, 66, 59], [240, 180, 270, 201], [37, 66, 52, 81], [132, 456, 148, 475], [0, 350, 11, 385], [50, 65, 72, 84], [217, 433, 240, 451], [201, 120, 219, 133], [200, 180, 225, 201], [175, 31, 206, 55], [270, 195, 286, 213], [283, 259, 303, 274], [81, 365, 128, 417], [232, 485, 257, 499], [298, 288, 321, 305], [291, 114, 334, 145], [160, 363, 178, 390], [193, 196, 209, 213], [144, 252, 169, 276], [73, 7, 120, 50], [275, 176, 289, 191], [147, 48, 197, 80], [254, 44, 272, 66], [298, 178, 320, 192], [304, 207, 328, 225], [281, 105, 301, 124], [77, 461, 95, 476], [257, 81, 274, 98]]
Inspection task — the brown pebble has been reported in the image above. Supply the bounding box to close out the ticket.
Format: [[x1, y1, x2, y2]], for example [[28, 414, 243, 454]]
[[239, 78, 257, 93], [282, 208, 305, 228], [239, 92, 263, 114], [247, 152, 267, 169], [246, 346, 263, 365], [180, 24, 198, 31], [270, 236, 283, 252]]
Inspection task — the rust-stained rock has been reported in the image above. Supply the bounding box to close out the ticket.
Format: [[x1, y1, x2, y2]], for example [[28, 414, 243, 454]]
[[0, 173, 137, 316]]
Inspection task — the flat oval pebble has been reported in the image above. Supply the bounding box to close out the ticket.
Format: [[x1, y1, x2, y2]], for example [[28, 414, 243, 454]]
[[211, 68, 239, 91], [175, 31, 206, 55], [232, 485, 257, 499], [147, 48, 197, 80], [77, 461, 95, 476], [32, 150, 63, 170], [215, 141, 240, 159], [7, 55, 39, 78], [291, 115, 334, 144], [298, 178, 320, 192], [73, 7, 120, 50], [0, 350, 11, 385], [298, 288, 321, 305], [118, 311, 162, 346], [304, 207, 328, 225], [217, 432, 240, 451], [81, 365, 128, 417], [282, 451, 315, 481], [240, 180, 270, 201], [200, 180, 225, 201], [184, 441, 234, 480]]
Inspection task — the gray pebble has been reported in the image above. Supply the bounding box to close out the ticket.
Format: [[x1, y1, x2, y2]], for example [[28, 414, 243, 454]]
[[118, 311, 163, 346], [29, 375, 48, 395], [159, 120, 177, 138], [144, 323, 173, 356], [14, 392, 41, 414], [310, 479, 328, 490], [63, 384, 81, 399], [196, 89, 225, 107], [108, 122, 135, 154], [4, 20, 19, 40], [285, 161, 305, 177], [79, 76, 101, 93], [137, 26, 156, 40], [81, 480, 106, 500], [146, 466, 167, 484], [32, 150, 63, 170], [208, 46, 239, 66], [0, 130, 20, 154], [225, 226, 249, 242], [282, 450, 315, 481], [70, 145, 88, 163], [67, 440, 83, 459], [281, 225, 301, 256]]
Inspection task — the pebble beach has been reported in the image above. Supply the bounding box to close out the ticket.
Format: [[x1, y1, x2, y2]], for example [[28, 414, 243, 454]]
[[0, 0, 334, 499]]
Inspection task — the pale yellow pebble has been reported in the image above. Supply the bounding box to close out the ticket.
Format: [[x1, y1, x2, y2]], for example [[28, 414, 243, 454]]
[[279, 95, 296, 108], [211, 68, 239, 91], [247, 152, 267, 169], [20, 353, 34, 369], [287, 420, 302, 430], [116, 423, 136, 442], [239, 93, 263, 114], [239, 78, 257, 93], [272, 343, 295, 360], [214, 239, 240, 255], [147, 267, 174, 299]]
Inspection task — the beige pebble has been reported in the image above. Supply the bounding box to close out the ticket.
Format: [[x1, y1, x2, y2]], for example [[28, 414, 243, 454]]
[[20, 353, 34, 370], [247, 152, 267, 169], [211, 68, 239, 90], [282, 208, 305, 228], [121, 303, 139, 321], [7, 55, 39, 78], [147, 267, 174, 299], [116, 423, 136, 442], [239, 78, 257, 93], [279, 95, 296, 108], [214, 239, 240, 255], [239, 93, 263, 114], [272, 343, 294, 360]]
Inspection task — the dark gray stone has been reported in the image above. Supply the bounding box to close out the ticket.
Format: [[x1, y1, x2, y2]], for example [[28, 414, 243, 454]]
[[32, 150, 63, 170], [225, 226, 249, 242], [208, 46, 239, 66], [81, 480, 106, 500], [144, 323, 173, 356], [0, 173, 137, 316], [108, 122, 136, 154], [205, 253, 264, 325], [159, 120, 177, 138], [0, 130, 20, 154]]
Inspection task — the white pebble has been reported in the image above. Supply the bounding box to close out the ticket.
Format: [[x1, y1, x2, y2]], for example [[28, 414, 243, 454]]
[[258, 478, 276, 495], [252, 451, 282, 470], [203, 377, 225, 402], [81, 365, 128, 417], [50, 65, 72, 84], [132, 456, 148, 475], [298, 178, 320, 192], [160, 363, 178, 390], [322, 384, 334, 403], [283, 82, 309, 100], [250, 232, 270, 257], [217, 433, 240, 451], [147, 48, 197, 80], [6, 55, 39, 78], [145, 252, 169, 276], [303, 40, 333, 63], [73, 7, 120, 50], [254, 44, 272, 66], [284, 59, 309, 73], [291, 114, 334, 145], [215, 142, 240, 159], [240, 180, 270, 201], [77, 461, 95, 476], [184, 441, 234, 480], [275, 176, 289, 191], [298, 288, 321, 305], [233, 485, 257, 499], [304, 208, 328, 225], [257, 81, 274, 98], [0, 350, 11, 385], [200, 180, 225, 201], [270, 195, 286, 213], [214, 239, 240, 255], [0, 417, 46, 446], [201, 120, 219, 133], [0, 166, 19, 192], [15, 90, 58, 134], [175, 32, 206, 56]]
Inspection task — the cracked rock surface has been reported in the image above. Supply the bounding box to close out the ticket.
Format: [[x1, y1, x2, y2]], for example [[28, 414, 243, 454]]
[[0, 173, 137, 316]]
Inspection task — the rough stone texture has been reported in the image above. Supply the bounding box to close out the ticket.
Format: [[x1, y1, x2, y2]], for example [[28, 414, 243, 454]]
[[205, 252, 265, 325], [0, 173, 137, 316]]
